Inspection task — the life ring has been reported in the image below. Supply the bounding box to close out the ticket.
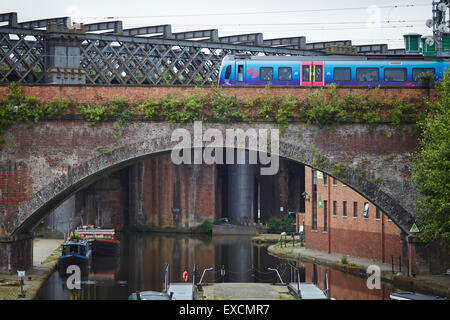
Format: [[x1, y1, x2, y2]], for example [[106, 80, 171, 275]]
[[182, 271, 188, 282]]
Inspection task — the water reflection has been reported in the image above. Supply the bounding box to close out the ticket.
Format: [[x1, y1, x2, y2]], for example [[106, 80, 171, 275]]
[[38, 233, 393, 300]]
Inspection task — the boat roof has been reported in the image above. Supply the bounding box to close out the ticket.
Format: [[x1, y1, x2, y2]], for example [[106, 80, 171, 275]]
[[390, 292, 447, 300], [63, 240, 89, 246]]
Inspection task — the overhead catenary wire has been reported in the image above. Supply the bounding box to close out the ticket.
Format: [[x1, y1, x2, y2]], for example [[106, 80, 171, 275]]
[[81, 4, 431, 20]]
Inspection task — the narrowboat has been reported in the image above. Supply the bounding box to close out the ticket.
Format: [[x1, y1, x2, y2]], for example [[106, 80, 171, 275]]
[[57, 233, 92, 275], [76, 226, 120, 256]]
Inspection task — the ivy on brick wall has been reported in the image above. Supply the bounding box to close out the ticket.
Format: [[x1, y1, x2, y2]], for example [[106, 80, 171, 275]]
[[0, 81, 436, 145]]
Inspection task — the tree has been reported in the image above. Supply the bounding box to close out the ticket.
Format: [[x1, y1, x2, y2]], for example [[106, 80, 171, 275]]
[[412, 72, 450, 245]]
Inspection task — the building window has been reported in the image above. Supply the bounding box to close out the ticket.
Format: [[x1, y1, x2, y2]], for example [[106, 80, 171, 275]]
[[343, 201, 347, 217], [333, 201, 337, 216], [376, 207, 381, 220], [323, 173, 328, 186], [260, 67, 274, 81], [323, 200, 328, 232], [363, 202, 369, 219], [332, 177, 337, 186], [312, 205, 317, 231], [278, 67, 292, 81], [353, 202, 358, 218]]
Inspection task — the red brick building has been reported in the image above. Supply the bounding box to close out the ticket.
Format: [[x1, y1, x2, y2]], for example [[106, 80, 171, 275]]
[[299, 167, 403, 264]]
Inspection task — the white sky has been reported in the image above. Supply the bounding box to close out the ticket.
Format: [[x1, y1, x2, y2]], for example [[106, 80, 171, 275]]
[[0, 0, 438, 49]]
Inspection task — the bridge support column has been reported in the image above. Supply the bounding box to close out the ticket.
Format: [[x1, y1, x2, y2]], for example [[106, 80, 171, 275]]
[[0, 235, 33, 272], [227, 151, 256, 224]]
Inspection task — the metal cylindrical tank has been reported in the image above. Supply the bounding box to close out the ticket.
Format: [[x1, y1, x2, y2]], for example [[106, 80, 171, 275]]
[[227, 150, 255, 223]]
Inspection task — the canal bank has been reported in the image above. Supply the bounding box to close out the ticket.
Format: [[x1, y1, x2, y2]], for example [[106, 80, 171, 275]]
[[0, 238, 63, 300], [266, 241, 450, 298]]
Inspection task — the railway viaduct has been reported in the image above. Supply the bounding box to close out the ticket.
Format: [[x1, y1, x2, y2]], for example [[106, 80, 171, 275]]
[[0, 13, 441, 271], [0, 85, 434, 271]]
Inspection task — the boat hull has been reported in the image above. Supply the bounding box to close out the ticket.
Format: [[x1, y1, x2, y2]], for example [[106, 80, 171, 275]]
[[90, 239, 120, 256]]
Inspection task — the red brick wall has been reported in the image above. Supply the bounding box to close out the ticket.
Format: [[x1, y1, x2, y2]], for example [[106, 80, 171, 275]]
[[0, 161, 32, 237], [300, 263, 391, 300], [139, 153, 217, 229], [304, 167, 403, 263], [0, 85, 437, 105]]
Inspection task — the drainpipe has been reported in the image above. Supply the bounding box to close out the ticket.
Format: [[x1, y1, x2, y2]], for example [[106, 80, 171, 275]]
[[328, 180, 331, 254]]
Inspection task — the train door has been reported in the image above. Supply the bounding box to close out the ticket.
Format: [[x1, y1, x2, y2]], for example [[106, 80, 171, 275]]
[[313, 61, 324, 86], [235, 61, 246, 85], [301, 61, 324, 86], [301, 62, 312, 86]]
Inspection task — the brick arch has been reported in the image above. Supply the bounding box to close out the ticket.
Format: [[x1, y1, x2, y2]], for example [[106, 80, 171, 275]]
[[7, 132, 416, 238]]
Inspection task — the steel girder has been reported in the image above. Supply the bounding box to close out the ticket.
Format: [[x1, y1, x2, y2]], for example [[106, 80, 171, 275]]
[[0, 25, 322, 85]]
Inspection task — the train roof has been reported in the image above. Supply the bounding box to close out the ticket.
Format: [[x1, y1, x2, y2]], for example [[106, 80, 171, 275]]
[[223, 54, 450, 62]]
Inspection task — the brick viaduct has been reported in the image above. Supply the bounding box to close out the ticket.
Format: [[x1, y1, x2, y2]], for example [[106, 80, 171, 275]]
[[0, 85, 432, 271]]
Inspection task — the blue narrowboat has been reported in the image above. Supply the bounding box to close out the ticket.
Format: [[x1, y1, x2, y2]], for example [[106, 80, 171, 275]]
[[57, 234, 92, 274]]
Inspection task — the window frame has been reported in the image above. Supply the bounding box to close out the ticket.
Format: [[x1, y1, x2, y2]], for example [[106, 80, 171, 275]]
[[224, 65, 232, 79], [237, 65, 244, 82], [412, 68, 435, 82], [302, 65, 310, 82], [343, 201, 347, 217], [356, 67, 379, 82], [384, 67, 407, 82], [333, 67, 351, 81], [353, 201, 358, 218], [278, 67, 292, 81], [260, 67, 274, 81]]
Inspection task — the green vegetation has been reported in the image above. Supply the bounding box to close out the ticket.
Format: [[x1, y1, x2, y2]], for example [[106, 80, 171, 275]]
[[412, 72, 450, 245], [79, 104, 108, 125], [189, 220, 213, 234], [340, 255, 349, 265], [96, 146, 112, 154], [0, 80, 436, 141], [266, 216, 296, 233]]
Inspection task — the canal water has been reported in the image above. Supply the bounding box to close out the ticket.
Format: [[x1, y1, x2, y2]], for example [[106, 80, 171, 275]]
[[37, 233, 396, 300]]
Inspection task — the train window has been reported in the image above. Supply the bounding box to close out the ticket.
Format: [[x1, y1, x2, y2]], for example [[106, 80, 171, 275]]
[[224, 65, 232, 79], [356, 68, 379, 82], [237, 65, 244, 82], [412, 68, 435, 82], [314, 65, 323, 82], [333, 68, 351, 81], [302, 65, 310, 82], [384, 68, 407, 82], [278, 67, 292, 81], [260, 67, 273, 81]]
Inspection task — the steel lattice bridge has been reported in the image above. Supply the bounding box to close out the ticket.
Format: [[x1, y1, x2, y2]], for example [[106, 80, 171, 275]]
[[0, 12, 404, 86]]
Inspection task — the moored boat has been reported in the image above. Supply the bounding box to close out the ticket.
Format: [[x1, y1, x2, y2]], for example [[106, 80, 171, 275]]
[[76, 226, 120, 256], [58, 232, 92, 276]]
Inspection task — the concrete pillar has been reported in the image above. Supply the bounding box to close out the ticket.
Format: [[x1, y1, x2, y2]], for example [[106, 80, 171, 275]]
[[0, 235, 33, 272], [227, 151, 255, 224], [45, 22, 86, 84]]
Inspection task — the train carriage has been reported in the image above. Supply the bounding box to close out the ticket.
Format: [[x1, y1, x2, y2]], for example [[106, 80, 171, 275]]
[[218, 54, 450, 87]]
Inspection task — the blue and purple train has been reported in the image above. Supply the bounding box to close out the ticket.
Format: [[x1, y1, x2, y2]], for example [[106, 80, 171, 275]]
[[218, 54, 450, 87]]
